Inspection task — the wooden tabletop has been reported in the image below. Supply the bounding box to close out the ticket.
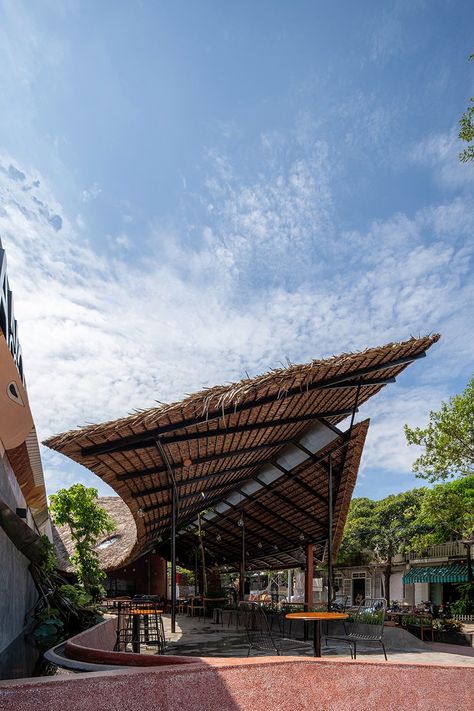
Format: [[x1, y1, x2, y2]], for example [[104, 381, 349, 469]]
[[285, 612, 348, 621], [129, 609, 163, 615]]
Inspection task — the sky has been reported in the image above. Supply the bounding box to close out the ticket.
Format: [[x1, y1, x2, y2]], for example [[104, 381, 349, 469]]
[[0, 0, 473, 501]]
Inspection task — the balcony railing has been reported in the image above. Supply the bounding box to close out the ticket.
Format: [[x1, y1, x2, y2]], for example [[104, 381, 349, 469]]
[[407, 540, 471, 562]]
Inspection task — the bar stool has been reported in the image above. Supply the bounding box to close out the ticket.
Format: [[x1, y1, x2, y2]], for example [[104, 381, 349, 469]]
[[114, 601, 166, 654]]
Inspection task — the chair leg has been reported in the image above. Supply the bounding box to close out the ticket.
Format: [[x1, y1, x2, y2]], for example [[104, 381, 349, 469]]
[[247, 646, 251, 658], [353, 642, 357, 659], [381, 641, 387, 661]]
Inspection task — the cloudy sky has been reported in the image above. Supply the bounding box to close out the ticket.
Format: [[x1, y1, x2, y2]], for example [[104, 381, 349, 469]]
[[0, 0, 472, 500]]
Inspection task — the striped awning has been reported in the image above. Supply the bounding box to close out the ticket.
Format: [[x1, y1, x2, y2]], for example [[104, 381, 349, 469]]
[[403, 564, 468, 584]]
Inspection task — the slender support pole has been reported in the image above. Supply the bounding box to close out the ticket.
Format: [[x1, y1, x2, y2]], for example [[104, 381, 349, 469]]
[[194, 547, 198, 596], [239, 512, 245, 601], [155, 438, 178, 634], [305, 543, 313, 610], [171, 482, 177, 632], [327, 453, 333, 612]]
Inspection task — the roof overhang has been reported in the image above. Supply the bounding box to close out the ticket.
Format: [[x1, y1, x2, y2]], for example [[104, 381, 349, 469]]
[[44, 334, 440, 569]]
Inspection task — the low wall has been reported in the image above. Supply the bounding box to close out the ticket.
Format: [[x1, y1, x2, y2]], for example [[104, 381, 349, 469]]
[[64, 617, 201, 668], [1, 657, 472, 711]]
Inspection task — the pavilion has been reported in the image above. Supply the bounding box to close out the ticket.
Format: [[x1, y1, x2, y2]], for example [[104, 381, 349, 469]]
[[44, 334, 440, 631]]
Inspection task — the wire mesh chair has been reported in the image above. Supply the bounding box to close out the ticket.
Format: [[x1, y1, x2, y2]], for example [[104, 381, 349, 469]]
[[325, 597, 388, 660], [114, 600, 166, 654], [238, 601, 311, 657]]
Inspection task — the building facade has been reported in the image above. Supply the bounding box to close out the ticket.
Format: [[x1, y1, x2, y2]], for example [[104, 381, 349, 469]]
[[0, 240, 50, 661]]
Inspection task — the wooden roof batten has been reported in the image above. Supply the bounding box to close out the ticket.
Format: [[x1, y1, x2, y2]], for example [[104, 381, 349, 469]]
[[43, 335, 440, 568]]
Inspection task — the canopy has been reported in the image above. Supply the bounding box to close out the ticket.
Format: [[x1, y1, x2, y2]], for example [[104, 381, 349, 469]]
[[44, 334, 439, 570], [403, 564, 469, 584]]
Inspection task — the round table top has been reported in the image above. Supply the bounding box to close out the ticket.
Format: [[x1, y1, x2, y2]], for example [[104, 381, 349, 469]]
[[285, 611, 348, 621]]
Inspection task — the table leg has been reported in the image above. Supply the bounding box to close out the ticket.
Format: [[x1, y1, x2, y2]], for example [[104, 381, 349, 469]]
[[132, 614, 141, 653], [313, 620, 322, 657]]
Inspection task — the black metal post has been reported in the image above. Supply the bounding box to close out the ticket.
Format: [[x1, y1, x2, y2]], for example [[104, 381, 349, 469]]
[[239, 511, 245, 600], [155, 438, 178, 634], [327, 453, 333, 611], [194, 547, 198, 596], [171, 482, 177, 632]]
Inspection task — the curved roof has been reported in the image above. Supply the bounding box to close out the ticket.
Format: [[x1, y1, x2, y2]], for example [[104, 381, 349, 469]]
[[44, 335, 439, 569], [53, 496, 137, 573]]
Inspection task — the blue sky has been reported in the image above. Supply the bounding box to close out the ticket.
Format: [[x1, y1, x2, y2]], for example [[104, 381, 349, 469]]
[[0, 0, 473, 501]]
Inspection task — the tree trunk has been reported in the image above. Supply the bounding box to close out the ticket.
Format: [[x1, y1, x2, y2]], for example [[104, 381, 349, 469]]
[[383, 557, 392, 604], [463, 541, 473, 585]]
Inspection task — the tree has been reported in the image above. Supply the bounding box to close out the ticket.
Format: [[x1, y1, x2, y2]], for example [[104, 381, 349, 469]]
[[404, 374, 474, 482], [410, 476, 474, 585], [459, 53, 474, 164], [49, 484, 115, 598], [337, 489, 426, 602]]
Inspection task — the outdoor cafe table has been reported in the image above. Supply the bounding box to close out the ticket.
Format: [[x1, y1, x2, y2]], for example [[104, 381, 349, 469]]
[[285, 612, 348, 657], [129, 608, 163, 653]]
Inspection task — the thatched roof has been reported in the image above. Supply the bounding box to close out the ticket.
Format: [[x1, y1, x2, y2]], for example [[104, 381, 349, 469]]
[[53, 496, 137, 573], [45, 335, 439, 569]]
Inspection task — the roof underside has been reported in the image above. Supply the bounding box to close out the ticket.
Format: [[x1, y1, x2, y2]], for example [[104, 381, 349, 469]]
[[44, 335, 439, 570]]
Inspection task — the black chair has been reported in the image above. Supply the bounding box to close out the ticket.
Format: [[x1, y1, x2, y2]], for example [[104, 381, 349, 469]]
[[325, 597, 388, 660], [238, 601, 311, 657]]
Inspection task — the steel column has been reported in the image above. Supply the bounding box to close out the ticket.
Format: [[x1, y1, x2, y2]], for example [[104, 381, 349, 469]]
[[305, 543, 313, 610], [327, 454, 333, 612], [155, 438, 178, 634]]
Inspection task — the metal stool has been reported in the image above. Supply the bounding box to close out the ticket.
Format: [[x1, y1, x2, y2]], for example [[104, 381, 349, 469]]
[[114, 601, 166, 654]]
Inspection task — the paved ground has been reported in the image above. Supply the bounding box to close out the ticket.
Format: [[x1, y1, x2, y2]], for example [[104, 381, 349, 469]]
[[136, 614, 474, 667]]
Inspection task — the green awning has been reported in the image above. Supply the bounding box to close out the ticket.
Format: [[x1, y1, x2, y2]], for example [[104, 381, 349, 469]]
[[403, 564, 469, 584]]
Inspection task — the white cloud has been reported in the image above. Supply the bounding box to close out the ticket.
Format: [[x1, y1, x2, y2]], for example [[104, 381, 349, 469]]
[[410, 129, 474, 189], [81, 182, 102, 202], [0, 148, 472, 498]]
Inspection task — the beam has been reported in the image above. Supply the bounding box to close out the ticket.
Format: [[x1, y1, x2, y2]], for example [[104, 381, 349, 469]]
[[141, 479, 248, 513], [182, 516, 278, 558], [143, 436, 351, 534], [115, 437, 294, 481], [80, 353, 422, 457], [131, 408, 357, 448], [234, 486, 312, 538], [252, 473, 327, 529], [122, 460, 262, 485]]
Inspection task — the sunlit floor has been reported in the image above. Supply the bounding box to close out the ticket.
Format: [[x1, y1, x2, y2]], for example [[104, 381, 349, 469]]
[[136, 614, 474, 666]]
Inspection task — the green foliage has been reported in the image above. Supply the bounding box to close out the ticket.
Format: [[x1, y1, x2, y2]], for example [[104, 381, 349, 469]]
[[410, 476, 474, 551], [459, 54, 474, 164], [49, 484, 115, 597], [337, 489, 426, 567], [404, 375, 474, 482], [451, 594, 474, 616], [58, 583, 93, 608], [432, 618, 463, 634], [39, 534, 58, 573]]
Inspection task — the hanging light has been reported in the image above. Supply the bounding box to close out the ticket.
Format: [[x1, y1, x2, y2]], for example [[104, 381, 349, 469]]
[[137, 508, 144, 518], [157, 535, 163, 543], [274, 545, 278, 551], [299, 532, 305, 541], [201, 491, 206, 499], [257, 541, 263, 549], [216, 534, 221, 542], [237, 516, 244, 527]]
